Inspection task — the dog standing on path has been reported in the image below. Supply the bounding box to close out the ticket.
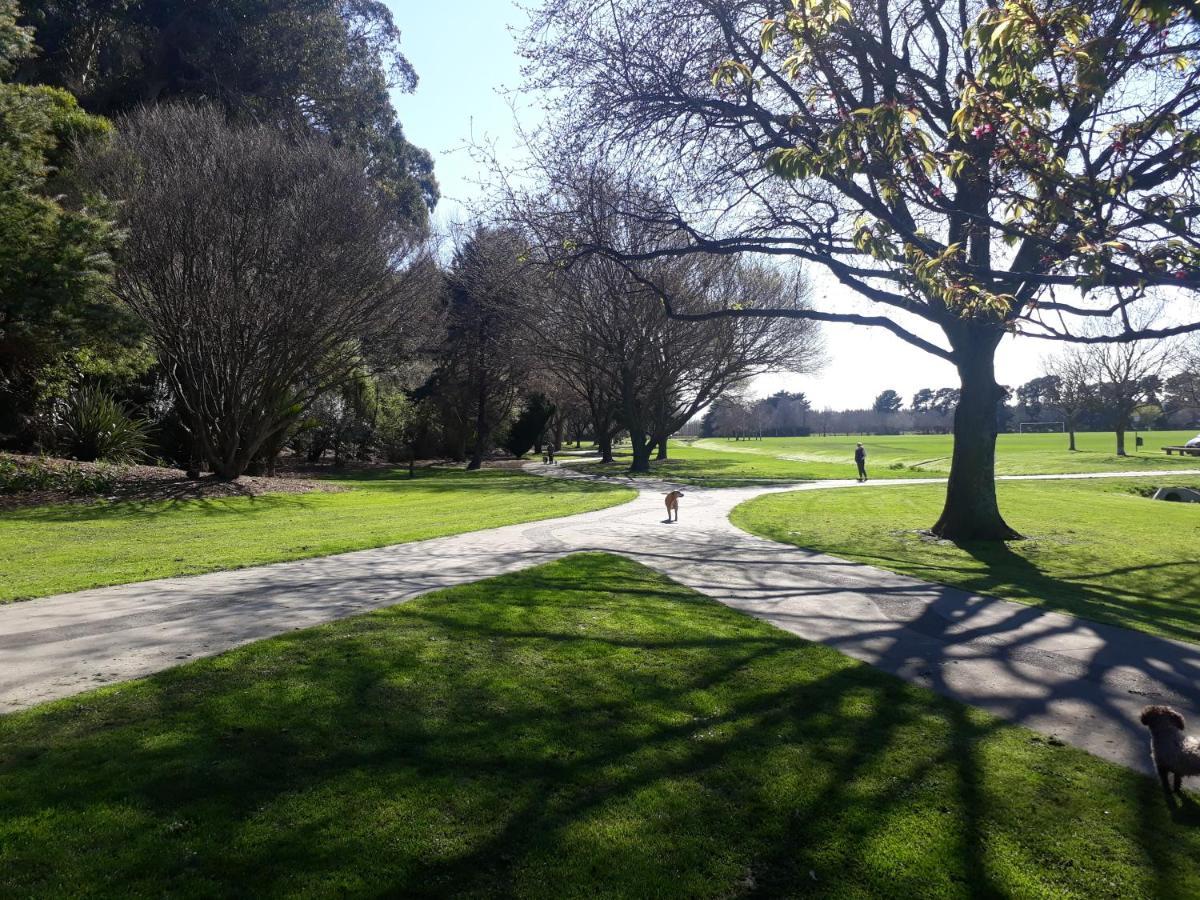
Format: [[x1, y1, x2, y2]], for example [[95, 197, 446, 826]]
[[664, 490, 684, 523], [1140, 705, 1200, 794]]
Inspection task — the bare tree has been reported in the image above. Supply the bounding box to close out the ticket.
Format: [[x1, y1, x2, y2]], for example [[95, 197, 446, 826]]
[[1071, 337, 1176, 455], [531, 248, 818, 471], [1044, 354, 1094, 452], [517, 171, 820, 472], [1166, 340, 1200, 424], [84, 105, 434, 478], [644, 258, 820, 460]]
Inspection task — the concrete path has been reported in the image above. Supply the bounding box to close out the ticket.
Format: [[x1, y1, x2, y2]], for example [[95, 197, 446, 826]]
[[3, 465, 1200, 777]]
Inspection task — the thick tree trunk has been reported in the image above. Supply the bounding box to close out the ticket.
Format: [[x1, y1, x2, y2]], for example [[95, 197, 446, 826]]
[[1115, 427, 1127, 457], [656, 434, 669, 461], [930, 334, 1020, 541], [467, 434, 487, 470], [628, 428, 652, 473], [213, 454, 249, 481], [1068, 427, 1077, 451], [598, 432, 614, 464]]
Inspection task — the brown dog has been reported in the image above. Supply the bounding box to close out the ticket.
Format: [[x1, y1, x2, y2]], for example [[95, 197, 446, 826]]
[[664, 490, 683, 522], [1140, 705, 1200, 794]]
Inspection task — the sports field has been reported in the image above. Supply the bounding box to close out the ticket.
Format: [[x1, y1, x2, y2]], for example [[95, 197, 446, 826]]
[[580, 431, 1200, 485], [694, 430, 1200, 476]]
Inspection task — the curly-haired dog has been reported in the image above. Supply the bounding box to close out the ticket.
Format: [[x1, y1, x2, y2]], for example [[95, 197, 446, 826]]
[[1140, 705, 1200, 794]]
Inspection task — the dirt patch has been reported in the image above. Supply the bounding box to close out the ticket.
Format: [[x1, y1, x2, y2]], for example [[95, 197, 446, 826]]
[[0, 454, 345, 510]]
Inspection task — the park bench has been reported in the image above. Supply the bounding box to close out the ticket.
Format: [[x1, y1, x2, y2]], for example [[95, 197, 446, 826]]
[[1162, 445, 1200, 456]]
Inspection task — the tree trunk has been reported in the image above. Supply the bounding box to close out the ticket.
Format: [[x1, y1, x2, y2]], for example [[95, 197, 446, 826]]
[[598, 432, 614, 464], [930, 333, 1021, 541], [1068, 426, 1077, 451], [212, 456, 246, 481], [656, 434, 669, 460], [1115, 427, 1127, 457], [628, 428, 651, 473], [467, 385, 489, 470], [467, 431, 488, 470]]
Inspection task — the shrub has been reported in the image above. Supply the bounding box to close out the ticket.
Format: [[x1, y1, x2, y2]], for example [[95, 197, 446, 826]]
[[60, 386, 151, 463], [0, 457, 117, 495], [503, 394, 555, 458]]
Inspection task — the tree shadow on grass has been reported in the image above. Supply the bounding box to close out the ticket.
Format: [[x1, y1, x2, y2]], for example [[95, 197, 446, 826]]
[[942, 538, 1200, 644], [6, 468, 627, 525], [1, 554, 1193, 897], [5, 490, 317, 523]]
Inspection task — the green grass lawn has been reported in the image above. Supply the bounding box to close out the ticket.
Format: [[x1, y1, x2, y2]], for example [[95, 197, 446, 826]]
[[2, 554, 1197, 898], [733, 478, 1200, 643], [0, 468, 633, 603], [577, 432, 1200, 485], [697, 430, 1200, 477], [575, 441, 930, 485]]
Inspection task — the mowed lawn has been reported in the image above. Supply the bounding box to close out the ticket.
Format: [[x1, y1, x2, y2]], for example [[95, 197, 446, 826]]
[[3, 554, 1198, 898], [693, 430, 1200, 478], [576, 441, 930, 485], [573, 431, 1200, 485], [734, 478, 1200, 643], [0, 468, 633, 603]]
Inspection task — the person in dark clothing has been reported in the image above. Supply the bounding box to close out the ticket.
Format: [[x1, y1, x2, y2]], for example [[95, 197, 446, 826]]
[[854, 442, 867, 482]]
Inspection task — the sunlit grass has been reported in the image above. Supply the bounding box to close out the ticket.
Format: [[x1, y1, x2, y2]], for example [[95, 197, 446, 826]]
[[0, 468, 634, 602], [734, 478, 1200, 642], [2, 554, 1196, 898], [699, 430, 1200, 476], [575, 432, 1200, 485]]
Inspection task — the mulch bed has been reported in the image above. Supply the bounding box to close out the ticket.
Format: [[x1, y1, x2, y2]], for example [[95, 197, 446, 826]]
[[0, 454, 345, 510]]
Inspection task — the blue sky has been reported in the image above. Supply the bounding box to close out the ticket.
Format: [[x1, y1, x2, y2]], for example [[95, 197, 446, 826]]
[[386, 2, 526, 229], [384, 1, 1050, 409]]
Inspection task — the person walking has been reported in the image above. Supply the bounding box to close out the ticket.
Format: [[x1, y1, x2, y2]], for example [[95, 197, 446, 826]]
[[854, 442, 867, 482]]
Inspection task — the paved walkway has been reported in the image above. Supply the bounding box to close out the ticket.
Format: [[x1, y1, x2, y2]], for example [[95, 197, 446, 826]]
[[3, 464, 1200, 776]]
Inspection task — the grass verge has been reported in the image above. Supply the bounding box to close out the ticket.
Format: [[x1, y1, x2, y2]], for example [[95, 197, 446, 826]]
[[0, 468, 633, 602], [2, 553, 1198, 898], [733, 478, 1200, 642]]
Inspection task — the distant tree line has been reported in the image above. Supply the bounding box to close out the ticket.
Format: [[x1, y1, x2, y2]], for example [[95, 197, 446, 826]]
[[701, 337, 1200, 458]]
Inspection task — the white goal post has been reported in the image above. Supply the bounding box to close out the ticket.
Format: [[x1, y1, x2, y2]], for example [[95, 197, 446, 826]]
[[1018, 422, 1065, 433]]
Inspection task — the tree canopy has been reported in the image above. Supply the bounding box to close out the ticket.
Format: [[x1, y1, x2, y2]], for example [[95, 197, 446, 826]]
[[522, 0, 1200, 539], [82, 104, 435, 478], [15, 0, 437, 224], [0, 0, 127, 443]]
